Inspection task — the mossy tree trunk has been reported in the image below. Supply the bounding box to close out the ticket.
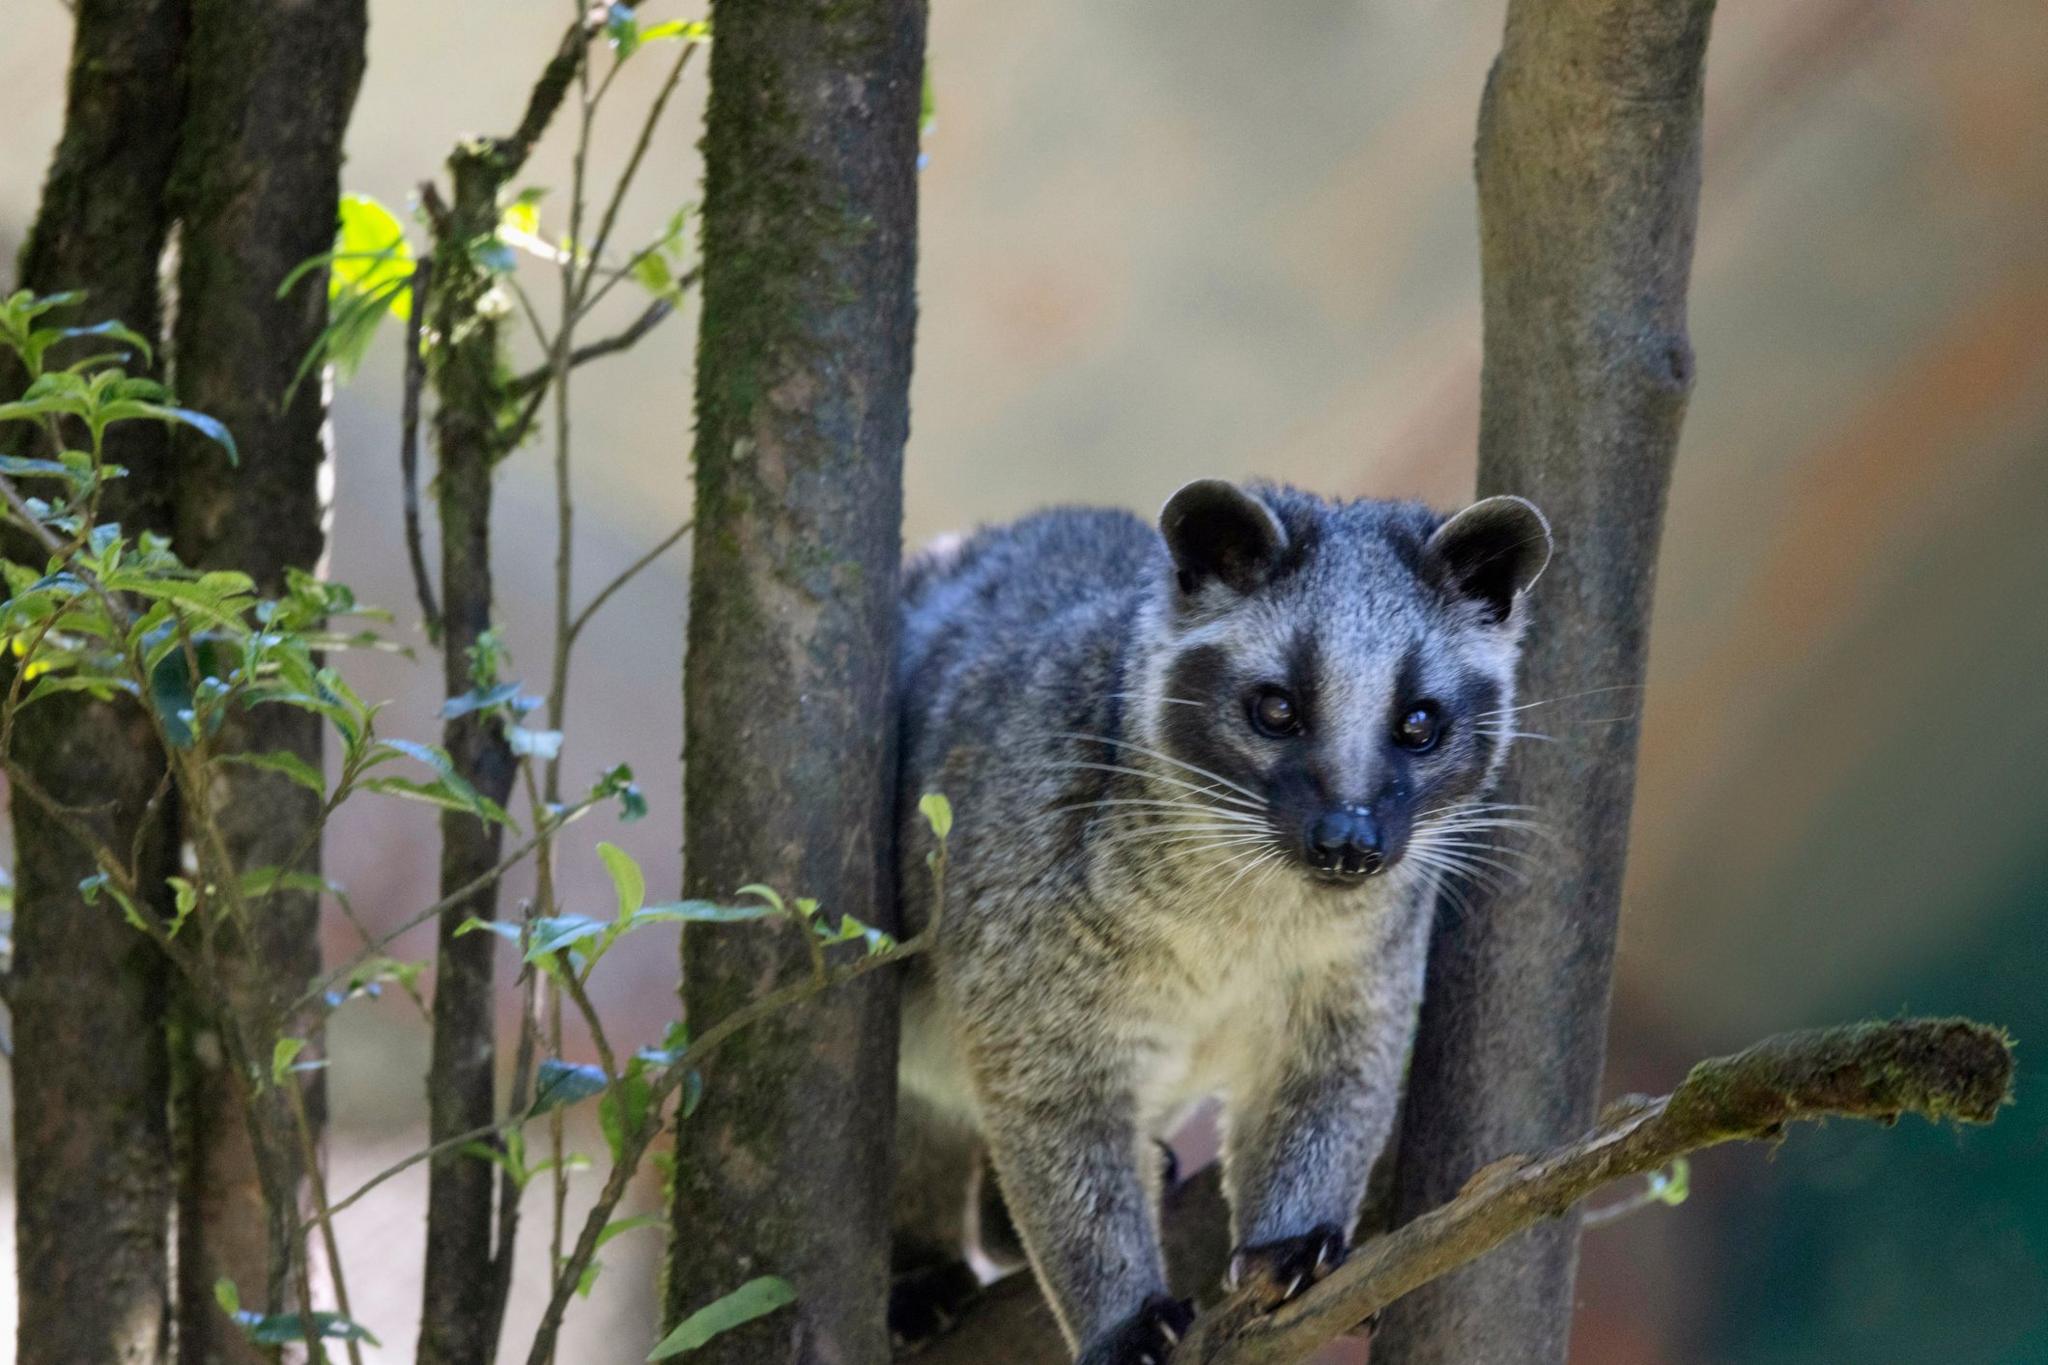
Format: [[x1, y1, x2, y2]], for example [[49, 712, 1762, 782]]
[[164, 0, 366, 1357], [1378, 2, 1718, 1363], [4, 2, 187, 1360], [663, 0, 927, 1359]]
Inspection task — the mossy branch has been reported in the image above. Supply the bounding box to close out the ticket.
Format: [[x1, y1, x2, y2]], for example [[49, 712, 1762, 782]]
[[1172, 1018, 2013, 1365], [912, 1018, 2014, 1365]]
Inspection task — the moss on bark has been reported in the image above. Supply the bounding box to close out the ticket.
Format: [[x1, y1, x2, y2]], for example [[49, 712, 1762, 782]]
[[162, 0, 366, 1355], [6, 2, 186, 1359], [665, 0, 927, 1359]]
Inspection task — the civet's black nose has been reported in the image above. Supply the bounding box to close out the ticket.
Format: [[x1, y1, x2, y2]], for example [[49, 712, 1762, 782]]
[[1307, 807, 1385, 879]]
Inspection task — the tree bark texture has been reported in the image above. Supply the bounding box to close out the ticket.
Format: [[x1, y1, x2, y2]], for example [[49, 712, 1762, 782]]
[[165, 0, 365, 1355], [1379, 3, 1717, 1363], [6, 2, 186, 1359], [664, 0, 926, 1359], [417, 147, 522, 1365]]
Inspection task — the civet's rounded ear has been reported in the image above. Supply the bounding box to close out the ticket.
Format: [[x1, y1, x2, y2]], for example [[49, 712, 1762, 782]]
[[1158, 480, 1288, 596], [1424, 495, 1552, 623]]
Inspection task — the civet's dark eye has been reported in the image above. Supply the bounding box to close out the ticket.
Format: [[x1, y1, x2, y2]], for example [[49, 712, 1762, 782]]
[[1394, 703, 1442, 752], [1249, 687, 1302, 738]]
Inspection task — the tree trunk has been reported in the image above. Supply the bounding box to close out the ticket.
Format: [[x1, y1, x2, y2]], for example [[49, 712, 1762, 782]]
[[417, 146, 523, 1365], [164, 0, 366, 1354], [663, 0, 925, 1359], [5, 2, 186, 1360], [1377, 3, 1716, 1363]]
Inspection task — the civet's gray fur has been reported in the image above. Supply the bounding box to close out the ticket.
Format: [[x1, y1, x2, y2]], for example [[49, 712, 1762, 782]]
[[893, 480, 1552, 1363]]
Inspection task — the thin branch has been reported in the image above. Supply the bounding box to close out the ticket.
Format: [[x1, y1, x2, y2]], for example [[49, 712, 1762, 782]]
[[506, 299, 676, 399], [497, 382, 551, 457], [487, 954, 544, 1341], [289, 800, 594, 1016], [493, 0, 655, 175], [400, 256, 441, 637], [287, 1077, 366, 1365], [565, 519, 690, 648], [578, 38, 701, 300], [321, 1115, 512, 1222], [525, 921, 944, 1365], [558, 966, 617, 1083], [1168, 1019, 2014, 1365]]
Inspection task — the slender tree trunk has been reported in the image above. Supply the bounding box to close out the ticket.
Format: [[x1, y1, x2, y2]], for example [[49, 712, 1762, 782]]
[[1377, 3, 1716, 1363], [4, 3, 186, 1360], [164, 0, 366, 1355], [416, 144, 523, 1365], [663, 0, 925, 1358]]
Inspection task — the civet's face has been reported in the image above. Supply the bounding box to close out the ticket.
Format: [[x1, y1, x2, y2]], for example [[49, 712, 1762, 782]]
[[1149, 482, 1549, 889]]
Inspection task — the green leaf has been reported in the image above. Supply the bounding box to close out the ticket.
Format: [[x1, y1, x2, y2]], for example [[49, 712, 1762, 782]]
[[0, 455, 75, 479], [813, 912, 896, 956], [598, 842, 645, 920], [146, 638, 230, 749], [362, 776, 503, 823], [631, 900, 773, 926], [105, 574, 252, 629], [166, 876, 200, 937], [279, 195, 416, 395], [501, 198, 541, 240], [604, 2, 640, 54], [58, 319, 155, 366], [234, 1310, 381, 1348], [240, 867, 335, 901], [19, 674, 138, 707], [524, 914, 606, 964], [95, 401, 239, 464], [441, 680, 523, 719], [619, 784, 649, 822], [362, 743, 514, 825], [640, 18, 710, 43], [271, 1038, 306, 1086], [461, 1129, 536, 1187], [631, 251, 676, 299], [532, 1059, 607, 1114], [918, 792, 953, 842], [332, 195, 415, 323], [455, 916, 523, 944], [596, 1213, 664, 1250], [648, 1277, 797, 1359], [214, 1277, 241, 1316], [599, 1069, 653, 1162], [217, 749, 326, 796]]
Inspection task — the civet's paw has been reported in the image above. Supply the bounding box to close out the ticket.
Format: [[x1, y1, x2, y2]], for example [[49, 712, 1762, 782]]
[[1077, 1294, 1196, 1365], [1226, 1223, 1348, 1311]]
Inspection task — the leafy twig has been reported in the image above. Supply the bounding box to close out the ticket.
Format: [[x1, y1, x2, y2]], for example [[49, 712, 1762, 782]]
[[522, 926, 940, 1365], [290, 801, 595, 1016]]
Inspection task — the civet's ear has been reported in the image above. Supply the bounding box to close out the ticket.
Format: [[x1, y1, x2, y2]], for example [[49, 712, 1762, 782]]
[[1424, 495, 1552, 623], [1158, 480, 1288, 597]]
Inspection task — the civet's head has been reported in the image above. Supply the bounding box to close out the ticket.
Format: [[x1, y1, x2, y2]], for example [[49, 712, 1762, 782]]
[[1145, 480, 1550, 889]]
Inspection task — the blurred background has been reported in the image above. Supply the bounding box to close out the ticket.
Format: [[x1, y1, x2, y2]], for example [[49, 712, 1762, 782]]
[[4, 0, 2045, 1359]]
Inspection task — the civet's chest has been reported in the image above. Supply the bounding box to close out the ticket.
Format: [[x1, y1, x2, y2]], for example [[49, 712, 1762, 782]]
[[1121, 888, 1392, 1130]]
